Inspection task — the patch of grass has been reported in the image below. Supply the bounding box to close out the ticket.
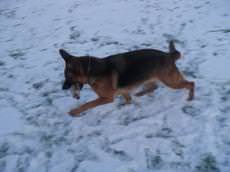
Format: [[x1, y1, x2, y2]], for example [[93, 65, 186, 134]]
[[0, 61, 5, 66], [182, 68, 198, 78], [0, 160, 6, 172], [209, 29, 230, 33], [32, 81, 44, 90], [8, 49, 26, 59], [0, 9, 16, 18], [155, 127, 173, 138], [0, 143, 10, 159], [69, 30, 81, 40], [145, 148, 163, 170], [195, 153, 220, 172], [182, 105, 201, 117]]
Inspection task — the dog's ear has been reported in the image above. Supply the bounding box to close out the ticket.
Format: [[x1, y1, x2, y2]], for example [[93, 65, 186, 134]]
[[169, 40, 176, 53], [59, 49, 72, 61]]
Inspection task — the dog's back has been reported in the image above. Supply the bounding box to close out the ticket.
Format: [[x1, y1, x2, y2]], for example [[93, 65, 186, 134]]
[[106, 48, 176, 88]]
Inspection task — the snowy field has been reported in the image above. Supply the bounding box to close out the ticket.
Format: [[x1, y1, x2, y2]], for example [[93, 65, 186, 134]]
[[0, 0, 230, 171]]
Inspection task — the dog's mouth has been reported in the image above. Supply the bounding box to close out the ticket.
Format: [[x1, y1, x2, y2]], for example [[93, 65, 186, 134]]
[[71, 83, 82, 99], [71, 89, 80, 99], [62, 80, 84, 99]]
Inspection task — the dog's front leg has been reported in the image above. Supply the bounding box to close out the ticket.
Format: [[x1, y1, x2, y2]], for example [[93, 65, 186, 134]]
[[69, 97, 113, 116]]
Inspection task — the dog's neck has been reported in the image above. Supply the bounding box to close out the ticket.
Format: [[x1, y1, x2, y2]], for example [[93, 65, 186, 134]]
[[85, 57, 96, 85]]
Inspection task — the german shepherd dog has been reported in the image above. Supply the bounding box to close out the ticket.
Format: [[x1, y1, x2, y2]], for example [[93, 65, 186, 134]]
[[60, 41, 194, 116]]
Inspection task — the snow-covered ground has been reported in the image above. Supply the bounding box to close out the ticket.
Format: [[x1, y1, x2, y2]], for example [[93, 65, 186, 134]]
[[0, 0, 230, 171]]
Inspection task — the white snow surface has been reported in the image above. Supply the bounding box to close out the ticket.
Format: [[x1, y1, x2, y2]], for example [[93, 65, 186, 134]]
[[0, 0, 230, 171]]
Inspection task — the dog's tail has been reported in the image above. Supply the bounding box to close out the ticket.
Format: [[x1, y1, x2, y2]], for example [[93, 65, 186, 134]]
[[169, 40, 181, 61]]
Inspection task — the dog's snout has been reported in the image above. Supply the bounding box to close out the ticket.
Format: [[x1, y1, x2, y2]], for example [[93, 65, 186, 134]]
[[71, 84, 81, 100]]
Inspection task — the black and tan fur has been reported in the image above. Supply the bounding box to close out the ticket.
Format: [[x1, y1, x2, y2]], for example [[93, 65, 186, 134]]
[[60, 41, 194, 116]]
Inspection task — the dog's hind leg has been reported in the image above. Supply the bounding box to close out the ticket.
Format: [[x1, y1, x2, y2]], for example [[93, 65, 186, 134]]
[[163, 80, 194, 101], [160, 68, 194, 101], [122, 93, 132, 104], [135, 82, 158, 97], [69, 97, 113, 116]]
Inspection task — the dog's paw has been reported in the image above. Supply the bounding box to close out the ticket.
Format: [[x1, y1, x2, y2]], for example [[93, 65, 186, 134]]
[[68, 110, 80, 117]]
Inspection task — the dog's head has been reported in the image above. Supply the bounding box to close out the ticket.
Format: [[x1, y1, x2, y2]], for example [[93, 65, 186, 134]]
[[59, 49, 85, 98]]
